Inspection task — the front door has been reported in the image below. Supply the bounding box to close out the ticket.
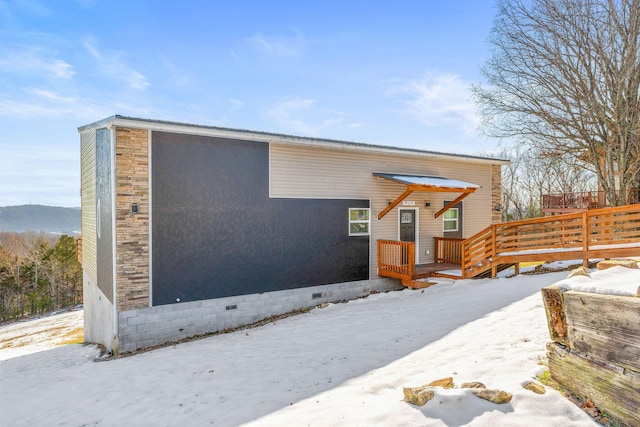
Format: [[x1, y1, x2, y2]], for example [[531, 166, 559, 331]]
[[399, 209, 416, 264], [399, 209, 416, 242]]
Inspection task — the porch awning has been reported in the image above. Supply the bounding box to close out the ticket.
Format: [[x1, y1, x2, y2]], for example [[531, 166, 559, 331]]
[[373, 172, 480, 220]]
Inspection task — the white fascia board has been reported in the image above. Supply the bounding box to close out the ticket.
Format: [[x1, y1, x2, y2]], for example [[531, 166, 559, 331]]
[[78, 115, 510, 166]]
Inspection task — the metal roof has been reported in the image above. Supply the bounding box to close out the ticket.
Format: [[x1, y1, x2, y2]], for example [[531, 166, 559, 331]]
[[78, 115, 510, 166], [372, 173, 481, 190]]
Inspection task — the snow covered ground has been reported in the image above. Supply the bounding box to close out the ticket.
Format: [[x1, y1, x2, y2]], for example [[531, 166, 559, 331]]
[[0, 308, 83, 361], [0, 271, 602, 426]]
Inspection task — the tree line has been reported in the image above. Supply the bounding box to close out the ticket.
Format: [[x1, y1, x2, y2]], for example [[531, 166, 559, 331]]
[[499, 147, 597, 221], [0, 232, 82, 322]]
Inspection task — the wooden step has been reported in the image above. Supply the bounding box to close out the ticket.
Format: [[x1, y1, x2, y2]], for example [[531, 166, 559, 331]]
[[402, 278, 437, 289]]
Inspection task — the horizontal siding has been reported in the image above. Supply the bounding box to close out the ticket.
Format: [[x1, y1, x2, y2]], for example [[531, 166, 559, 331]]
[[80, 129, 97, 283], [270, 144, 495, 277]]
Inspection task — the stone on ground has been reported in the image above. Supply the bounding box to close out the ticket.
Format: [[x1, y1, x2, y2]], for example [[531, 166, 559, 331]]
[[473, 388, 513, 404], [403, 386, 435, 406]]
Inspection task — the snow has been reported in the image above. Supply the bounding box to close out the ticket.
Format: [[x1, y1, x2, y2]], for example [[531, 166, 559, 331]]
[[501, 241, 640, 256], [556, 265, 640, 296], [0, 309, 83, 361], [0, 272, 600, 426], [501, 246, 581, 256], [373, 173, 480, 189]]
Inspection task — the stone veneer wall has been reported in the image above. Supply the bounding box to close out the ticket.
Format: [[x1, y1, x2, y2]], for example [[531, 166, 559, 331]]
[[118, 278, 400, 353], [491, 164, 502, 224], [115, 127, 150, 311]]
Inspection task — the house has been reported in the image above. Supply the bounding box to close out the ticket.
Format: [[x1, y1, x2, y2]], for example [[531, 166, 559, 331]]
[[79, 115, 507, 353]]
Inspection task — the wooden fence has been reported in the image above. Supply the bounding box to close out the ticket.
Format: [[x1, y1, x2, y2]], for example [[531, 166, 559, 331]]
[[462, 204, 640, 278], [378, 204, 640, 282], [434, 237, 463, 264], [377, 240, 415, 280]]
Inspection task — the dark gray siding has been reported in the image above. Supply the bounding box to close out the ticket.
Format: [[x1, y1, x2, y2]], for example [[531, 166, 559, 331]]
[[96, 128, 114, 302], [151, 131, 369, 305]]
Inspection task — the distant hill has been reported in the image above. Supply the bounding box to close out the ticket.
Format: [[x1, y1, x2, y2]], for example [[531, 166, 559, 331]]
[[0, 205, 81, 235]]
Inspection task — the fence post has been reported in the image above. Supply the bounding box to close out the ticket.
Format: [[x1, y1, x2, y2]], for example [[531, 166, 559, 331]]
[[582, 211, 589, 267], [408, 242, 415, 278], [491, 224, 498, 278]]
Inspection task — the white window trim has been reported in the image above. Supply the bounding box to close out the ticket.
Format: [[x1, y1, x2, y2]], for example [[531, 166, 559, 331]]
[[349, 208, 370, 236], [443, 207, 459, 232]]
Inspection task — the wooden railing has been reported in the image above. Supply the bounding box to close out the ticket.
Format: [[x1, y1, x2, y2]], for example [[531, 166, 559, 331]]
[[378, 204, 640, 283], [461, 227, 494, 278], [543, 189, 640, 212], [462, 204, 640, 278], [587, 205, 640, 247], [542, 191, 605, 210], [434, 237, 464, 264], [378, 240, 415, 280]]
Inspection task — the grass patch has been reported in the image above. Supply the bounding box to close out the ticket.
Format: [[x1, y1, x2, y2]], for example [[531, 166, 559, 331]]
[[537, 370, 559, 389], [519, 261, 545, 268], [58, 327, 84, 346]]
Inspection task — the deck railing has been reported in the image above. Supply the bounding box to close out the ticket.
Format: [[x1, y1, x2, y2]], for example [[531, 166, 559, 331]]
[[377, 240, 415, 279], [434, 237, 464, 264], [543, 189, 640, 211], [462, 203, 640, 278], [378, 204, 640, 283], [461, 227, 494, 277]]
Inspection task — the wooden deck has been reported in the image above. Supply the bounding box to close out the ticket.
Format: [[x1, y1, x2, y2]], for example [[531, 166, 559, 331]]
[[379, 203, 640, 287], [542, 189, 640, 214]]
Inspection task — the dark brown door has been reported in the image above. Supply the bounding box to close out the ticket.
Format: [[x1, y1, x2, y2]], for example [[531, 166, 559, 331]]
[[399, 209, 416, 265], [399, 209, 416, 242]]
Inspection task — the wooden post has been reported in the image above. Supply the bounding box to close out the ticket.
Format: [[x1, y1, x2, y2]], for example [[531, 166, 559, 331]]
[[541, 285, 569, 346], [547, 342, 640, 427], [490, 224, 497, 278], [563, 291, 640, 373], [582, 211, 589, 267]]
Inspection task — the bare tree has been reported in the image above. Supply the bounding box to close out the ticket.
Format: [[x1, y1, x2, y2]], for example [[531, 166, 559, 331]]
[[474, 0, 640, 206], [499, 146, 596, 220]]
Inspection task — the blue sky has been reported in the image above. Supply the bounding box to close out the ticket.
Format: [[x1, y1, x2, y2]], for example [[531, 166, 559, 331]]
[[0, 0, 500, 207]]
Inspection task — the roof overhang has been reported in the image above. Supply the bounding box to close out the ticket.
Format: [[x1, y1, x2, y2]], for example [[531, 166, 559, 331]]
[[78, 115, 510, 166], [373, 173, 481, 220]]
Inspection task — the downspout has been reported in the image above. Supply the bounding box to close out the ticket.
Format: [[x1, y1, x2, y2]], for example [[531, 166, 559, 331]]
[[148, 130, 153, 307], [110, 124, 119, 354]]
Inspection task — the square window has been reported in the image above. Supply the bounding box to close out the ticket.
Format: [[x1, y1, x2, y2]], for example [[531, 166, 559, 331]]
[[349, 208, 370, 236], [443, 208, 459, 232]]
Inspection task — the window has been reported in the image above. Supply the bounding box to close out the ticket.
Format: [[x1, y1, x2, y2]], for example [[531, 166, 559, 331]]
[[443, 208, 459, 232], [349, 208, 370, 236]]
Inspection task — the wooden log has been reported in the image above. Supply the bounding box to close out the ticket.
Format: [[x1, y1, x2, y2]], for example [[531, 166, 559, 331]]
[[541, 285, 569, 346], [563, 291, 640, 373], [547, 342, 640, 427]]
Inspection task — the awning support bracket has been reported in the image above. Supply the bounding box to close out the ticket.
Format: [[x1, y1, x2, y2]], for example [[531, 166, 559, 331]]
[[433, 191, 474, 219], [377, 186, 417, 220]]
